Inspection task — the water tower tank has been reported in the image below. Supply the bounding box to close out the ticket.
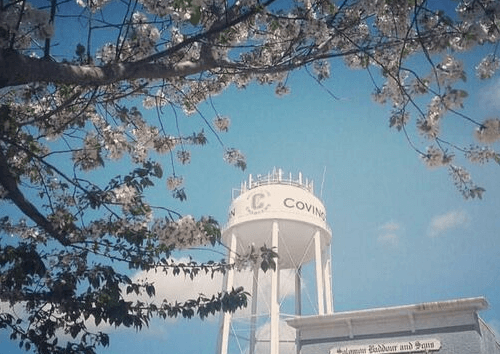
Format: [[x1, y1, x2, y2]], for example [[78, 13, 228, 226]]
[[218, 170, 333, 354], [223, 171, 331, 269]]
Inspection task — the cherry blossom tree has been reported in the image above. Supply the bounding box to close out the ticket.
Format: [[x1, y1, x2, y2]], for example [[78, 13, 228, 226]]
[[1, 0, 499, 353]]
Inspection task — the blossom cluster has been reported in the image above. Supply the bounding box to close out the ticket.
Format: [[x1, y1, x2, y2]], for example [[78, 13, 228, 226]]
[[0, 2, 53, 49], [475, 119, 500, 144], [72, 133, 103, 171], [153, 216, 213, 249], [97, 11, 160, 63], [476, 55, 500, 79], [465, 146, 500, 164], [166, 176, 183, 191], [213, 116, 231, 132], [422, 146, 454, 168]]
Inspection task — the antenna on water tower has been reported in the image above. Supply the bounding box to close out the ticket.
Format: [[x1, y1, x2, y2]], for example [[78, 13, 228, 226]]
[[217, 169, 333, 354]]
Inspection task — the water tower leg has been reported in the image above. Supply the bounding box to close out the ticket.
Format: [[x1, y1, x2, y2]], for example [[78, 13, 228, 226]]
[[270, 221, 280, 354], [314, 230, 325, 315], [295, 267, 302, 316], [294, 267, 302, 354], [323, 247, 334, 314], [217, 233, 238, 354], [249, 264, 259, 354]]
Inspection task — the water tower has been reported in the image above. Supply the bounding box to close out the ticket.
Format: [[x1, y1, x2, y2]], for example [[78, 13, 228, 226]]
[[217, 169, 333, 354]]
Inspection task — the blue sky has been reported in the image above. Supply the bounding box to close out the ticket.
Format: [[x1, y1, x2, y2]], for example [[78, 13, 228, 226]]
[[2, 2, 500, 353]]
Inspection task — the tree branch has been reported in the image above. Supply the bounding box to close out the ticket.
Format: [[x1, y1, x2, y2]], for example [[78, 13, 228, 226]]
[[0, 0, 279, 88], [0, 49, 214, 88], [0, 149, 71, 246]]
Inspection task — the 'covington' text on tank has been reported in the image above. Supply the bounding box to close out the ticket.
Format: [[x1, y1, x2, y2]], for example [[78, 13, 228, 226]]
[[283, 198, 326, 221], [227, 191, 326, 222]]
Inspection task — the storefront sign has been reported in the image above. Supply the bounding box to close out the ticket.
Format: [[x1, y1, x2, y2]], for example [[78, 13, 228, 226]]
[[330, 339, 441, 354]]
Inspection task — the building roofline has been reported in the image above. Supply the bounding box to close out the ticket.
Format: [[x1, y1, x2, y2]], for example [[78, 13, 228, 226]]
[[287, 297, 488, 329]]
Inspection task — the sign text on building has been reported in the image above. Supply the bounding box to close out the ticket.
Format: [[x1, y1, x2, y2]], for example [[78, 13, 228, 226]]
[[330, 339, 441, 354]]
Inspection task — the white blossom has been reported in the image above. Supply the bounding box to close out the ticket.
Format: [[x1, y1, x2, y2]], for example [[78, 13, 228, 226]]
[[422, 146, 453, 168], [102, 125, 129, 160], [475, 118, 500, 143], [154, 136, 178, 154], [213, 116, 231, 132], [410, 77, 430, 95], [312, 60, 330, 81], [166, 176, 184, 190], [476, 55, 500, 79], [72, 133, 103, 171], [389, 111, 409, 131], [97, 43, 117, 63], [177, 150, 191, 164], [275, 82, 290, 96], [143, 89, 169, 109], [76, 0, 112, 12], [436, 56, 466, 86], [154, 216, 213, 249], [465, 146, 500, 164], [112, 184, 138, 205], [442, 89, 468, 110], [222, 148, 246, 170], [417, 118, 440, 140]]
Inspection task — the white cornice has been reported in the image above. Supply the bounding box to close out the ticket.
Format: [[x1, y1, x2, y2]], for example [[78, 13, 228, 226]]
[[287, 297, 488, 339]]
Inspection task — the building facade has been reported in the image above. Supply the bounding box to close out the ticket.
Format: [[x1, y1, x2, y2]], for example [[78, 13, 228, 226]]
[[287, 297, 500, 354]]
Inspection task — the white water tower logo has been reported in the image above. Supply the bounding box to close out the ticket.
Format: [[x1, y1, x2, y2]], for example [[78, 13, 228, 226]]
[[245, 190, 271, 214]]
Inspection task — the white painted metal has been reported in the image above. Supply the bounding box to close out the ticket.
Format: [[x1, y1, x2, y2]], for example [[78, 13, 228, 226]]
[[249, 264, 259, 354], [217, 233, 237, 354], [295, 268, 302, 316], [314, 230, 325, 315], [324, 248, 334, 314], [270, 221, 280, 354], [223, 185, 330, 268]]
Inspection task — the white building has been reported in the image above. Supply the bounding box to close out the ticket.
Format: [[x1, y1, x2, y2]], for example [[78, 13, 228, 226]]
[[288, 297, 500, 354]]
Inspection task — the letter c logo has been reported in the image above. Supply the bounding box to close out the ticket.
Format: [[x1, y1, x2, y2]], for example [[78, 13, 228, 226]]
[[251, 193, 265, 210]]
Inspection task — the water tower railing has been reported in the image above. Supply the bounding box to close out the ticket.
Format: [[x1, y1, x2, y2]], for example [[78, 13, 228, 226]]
[[232, 170, 315, 199]]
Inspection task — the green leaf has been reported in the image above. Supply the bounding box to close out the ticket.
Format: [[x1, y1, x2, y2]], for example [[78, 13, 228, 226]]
[[153, 164, 163, 178], [494, 153, 500, 165], [190, 6, 201, 25], [146, 284, 156, 297], [69, 324, 80, 339], [101, 333, 109, 347]]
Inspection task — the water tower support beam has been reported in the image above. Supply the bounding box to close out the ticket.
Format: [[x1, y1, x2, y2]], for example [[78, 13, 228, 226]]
[[217, 233, 238, 354], [314, 230, 325, 315], [270, 221, 280, 354], [295, 267, 302, 316], [248, 263, 259, 354], [323, 247, 334, 314]]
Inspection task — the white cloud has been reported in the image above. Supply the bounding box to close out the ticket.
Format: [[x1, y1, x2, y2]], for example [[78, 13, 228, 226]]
[[428, 210, 469, 237], [378, 232, 398, 245], [126, 259, 297, 320], [377, 221, 402, 245], [233, 268, 297, 318], [81, 257, 227, 335], [79, 256, 300, 341], [127, 257, 225, 304], [252, 320, 296, 354]]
